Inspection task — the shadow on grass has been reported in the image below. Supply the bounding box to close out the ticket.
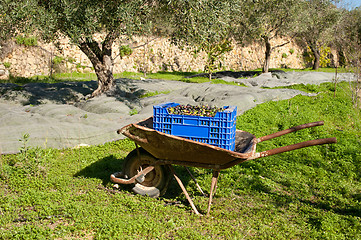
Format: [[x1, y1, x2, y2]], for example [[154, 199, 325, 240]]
[[74, 154, 125, 186], [74, 154, 198, 200]]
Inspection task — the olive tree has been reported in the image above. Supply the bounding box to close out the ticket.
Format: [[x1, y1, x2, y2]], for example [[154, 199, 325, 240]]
[[336, 7, 361, 64], [334, 7, 361, 105], [168, 0, 239, 80], [232, 0, 302, 73], [0, 0, 161, 97], [297, 0, 341, 70]]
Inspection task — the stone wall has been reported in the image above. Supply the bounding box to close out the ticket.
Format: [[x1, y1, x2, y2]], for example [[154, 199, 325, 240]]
[[0, 36, 314, 79]]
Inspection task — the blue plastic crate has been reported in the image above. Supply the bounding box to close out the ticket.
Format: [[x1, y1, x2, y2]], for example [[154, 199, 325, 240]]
[[153, 102, 237, 151]]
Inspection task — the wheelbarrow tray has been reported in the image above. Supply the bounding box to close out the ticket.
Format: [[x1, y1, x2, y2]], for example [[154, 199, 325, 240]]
[[118, 117, 336, 170], [116, 117, 336, 215]]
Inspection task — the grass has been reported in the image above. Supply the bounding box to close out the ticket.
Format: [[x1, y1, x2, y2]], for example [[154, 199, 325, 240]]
[[4, 67, 350, 86], [1, 79, 361, 238], [265, 82, 336, 93], [1, 71, 233, 86], [139, 90, 171, 98], [266, 67, 353, 73]]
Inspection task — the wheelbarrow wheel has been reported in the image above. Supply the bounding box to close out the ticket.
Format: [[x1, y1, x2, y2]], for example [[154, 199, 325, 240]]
[[123, 148, 171, 198]]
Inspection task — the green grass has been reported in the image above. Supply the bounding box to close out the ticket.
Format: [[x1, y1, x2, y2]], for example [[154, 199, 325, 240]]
[[2, 73, 98, 85], [1, 71, 247, 86], [264, 82, 336, 93], [6, 67, 351, 86], [1, 67, 353, 86], [115, 71, 243, 85], [115, 71, 201, 80], [266, 67, 353, 73], [1, 81, 361, 238], [139, 90, 171, 98]]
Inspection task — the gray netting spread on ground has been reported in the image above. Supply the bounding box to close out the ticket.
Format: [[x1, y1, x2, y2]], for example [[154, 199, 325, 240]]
[[0, 72, 355, 154]]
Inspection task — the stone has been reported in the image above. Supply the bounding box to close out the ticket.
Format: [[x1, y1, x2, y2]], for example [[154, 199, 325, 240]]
[[1, 36, 318, 78], [0, 69, 9, 79]]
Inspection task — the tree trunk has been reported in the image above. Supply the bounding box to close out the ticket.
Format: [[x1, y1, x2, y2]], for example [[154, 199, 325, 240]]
[[91, 55, 115, 97], [262, 37, 272, 73], [77, 31, 119, 97], [310, 44, 320, 70]]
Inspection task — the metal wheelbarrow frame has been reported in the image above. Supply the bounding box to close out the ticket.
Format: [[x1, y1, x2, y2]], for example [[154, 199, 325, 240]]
[[111, 117, 336, 215]]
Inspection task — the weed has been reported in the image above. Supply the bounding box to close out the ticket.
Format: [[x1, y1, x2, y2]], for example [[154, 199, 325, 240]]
[[140, 90, 171, 98], [3, 62, 11, 68], [52, 56, 64, 65], [119, 45, 133, 59], [15, 35, 38, 47], [15, 134, 49, 178], [129, 108, 138, 116], [18, 133, 30, 158]]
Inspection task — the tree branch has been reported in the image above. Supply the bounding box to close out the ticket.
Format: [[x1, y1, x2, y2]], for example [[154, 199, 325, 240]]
[[78, 37, 102, 66], [102, 30, 120, 57], [113, 36, 159, 61], [271, 40, 291, 50]]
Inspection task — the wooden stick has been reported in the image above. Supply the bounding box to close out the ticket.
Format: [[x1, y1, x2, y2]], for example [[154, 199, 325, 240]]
[[185, 167, 207, 197], [170, 166, 200, 215]]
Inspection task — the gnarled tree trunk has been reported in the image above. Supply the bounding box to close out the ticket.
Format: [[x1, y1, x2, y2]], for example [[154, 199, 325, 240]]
[[262, 36, 272, 73], [77, 31, 119, 97], [307, 40, 320, 70], [311, 46, 320, 70]]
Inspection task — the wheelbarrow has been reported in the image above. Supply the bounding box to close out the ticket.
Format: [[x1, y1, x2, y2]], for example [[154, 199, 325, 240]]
[[110, 117, 336, 215]]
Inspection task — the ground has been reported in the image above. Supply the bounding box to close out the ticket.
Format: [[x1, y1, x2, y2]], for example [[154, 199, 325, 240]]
[[0, 71, 356, 154]]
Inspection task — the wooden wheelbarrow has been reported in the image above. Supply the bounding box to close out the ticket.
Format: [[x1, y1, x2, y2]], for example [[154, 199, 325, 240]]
[[110, 117, 336, 215]]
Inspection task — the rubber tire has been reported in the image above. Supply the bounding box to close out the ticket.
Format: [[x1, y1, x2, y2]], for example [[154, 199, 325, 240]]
[[123, 148, 171, 198]]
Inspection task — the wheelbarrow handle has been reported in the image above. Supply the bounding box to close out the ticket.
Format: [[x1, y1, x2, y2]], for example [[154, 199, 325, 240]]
[[250, 137, 337, 159], [256, 121, 324, 143]]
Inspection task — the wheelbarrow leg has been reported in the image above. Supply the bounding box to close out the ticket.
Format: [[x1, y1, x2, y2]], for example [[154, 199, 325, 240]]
[[169, 166, 200, 215], [207, 170, 220, 216]]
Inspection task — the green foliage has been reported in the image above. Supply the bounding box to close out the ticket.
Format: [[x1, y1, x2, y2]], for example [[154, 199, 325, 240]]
[[297, 0, 341, 69], [2, 62, 11, 68], [52, 56, 64, 65], [334, 8, 361, 68], [1, 0, 167, 95], [203, 39, 233, 80], [232, 0, 302, 73], [129, 108, 138, 116], [289, 48, 295, 55], [139, 90, 171, 98], [119, 45, 133, 59], [320, 46, 332, 67], [266, 67, 349, 73], [15, 35, 38, 47], [304, 45, 332, 68], [75, 63, 86, 70], [169, 0, 235, 80], [270, 83, 324, 93], [67, 57, 76, 64], [282, 53, 288, 58]]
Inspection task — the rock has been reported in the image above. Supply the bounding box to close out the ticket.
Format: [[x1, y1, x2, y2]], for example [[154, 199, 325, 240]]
[[0, 68, 9, 80]]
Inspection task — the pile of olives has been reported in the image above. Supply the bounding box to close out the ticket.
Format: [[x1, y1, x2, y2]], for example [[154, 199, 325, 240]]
[[167, 104, 224, 117]]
